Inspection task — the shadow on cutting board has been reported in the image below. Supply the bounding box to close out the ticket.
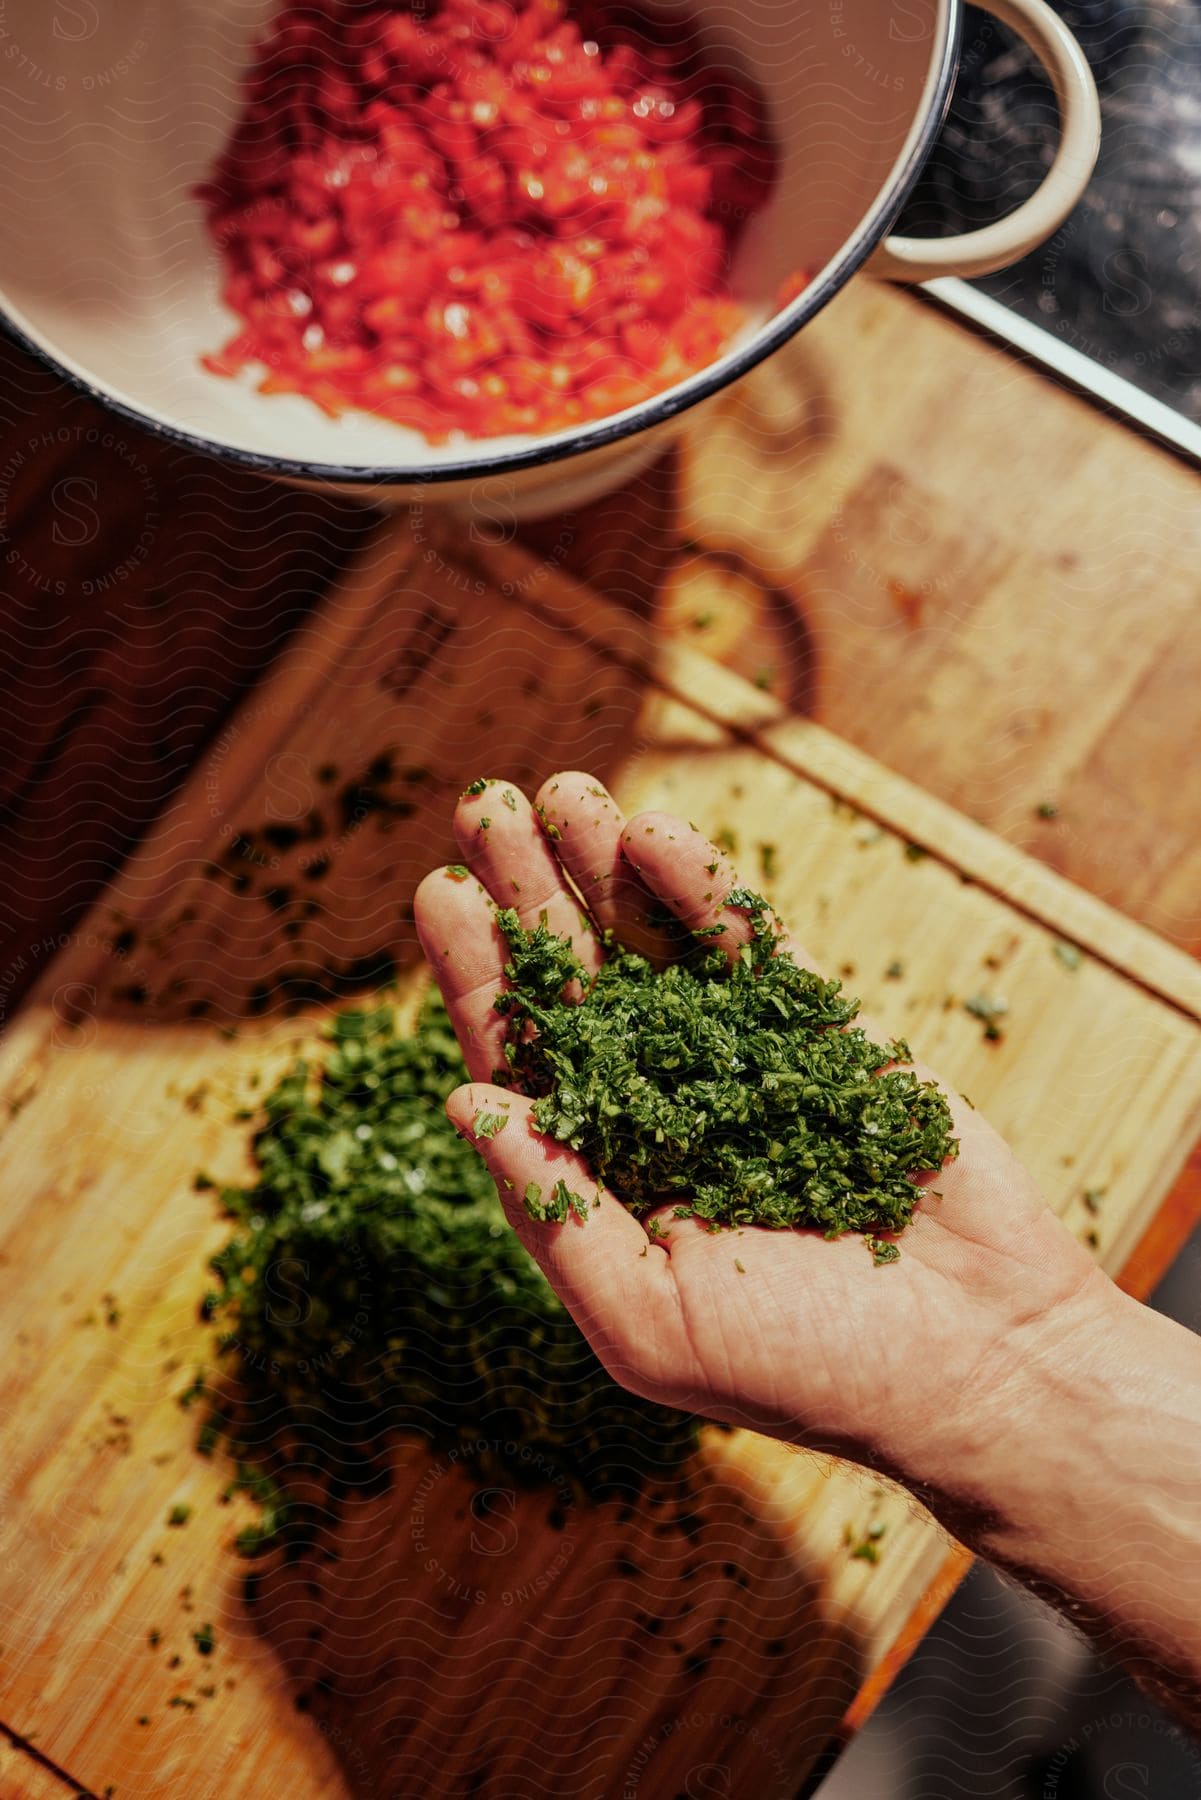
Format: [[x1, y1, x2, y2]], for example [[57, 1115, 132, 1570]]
[[231, 1428, 862, 1798]]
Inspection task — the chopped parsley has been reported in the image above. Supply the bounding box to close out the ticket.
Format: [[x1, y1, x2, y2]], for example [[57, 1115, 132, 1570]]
[[199, 993, 698, 1549], [964, 993, 1008, 1041], [493, 891, 956, 1244], [472, 1109, 509, 1139]]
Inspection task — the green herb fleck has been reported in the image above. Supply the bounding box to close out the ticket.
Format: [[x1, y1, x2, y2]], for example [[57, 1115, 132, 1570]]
[[192, 1622, 216, 1657], [865, 1236, 901, 1266], [903, 843, 928, 863], [964, 994, 1008, 1041], [445, 865, 470, 881], [1083, 1186, 1106, 1214], [501, 789, 518, 811], [1053, 941, 1083, 971], [758, 844, 778, 882], [473, 1110, 509, 1140], [1036, 801, 1059, 819], [884, 960, 904, 980], [845, 1520, 887, 1562], [166, 1504, 191, 1528], [462, 779, 489, 798]]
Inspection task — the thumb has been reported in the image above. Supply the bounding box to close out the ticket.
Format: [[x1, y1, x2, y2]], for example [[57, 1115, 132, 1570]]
[[446, 1084, 684, 1395]]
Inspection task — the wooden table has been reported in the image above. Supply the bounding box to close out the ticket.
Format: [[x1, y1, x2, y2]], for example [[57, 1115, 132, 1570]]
[[0, 281, 1199, 1796]]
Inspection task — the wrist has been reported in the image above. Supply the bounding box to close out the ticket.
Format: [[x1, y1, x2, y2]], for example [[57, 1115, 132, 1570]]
[[908, 1266, 1135, 1539], [903, 1271, 1201, 1702]]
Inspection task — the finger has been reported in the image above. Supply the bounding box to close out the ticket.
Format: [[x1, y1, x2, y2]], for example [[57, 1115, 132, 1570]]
[[620, 810, 978, 1172], [618, 810, 808, 967], [413, 866, 511, 1083], [533, 771, 680, 966], [455, 779, 603, 975], [447, 1084, 689, 1397]]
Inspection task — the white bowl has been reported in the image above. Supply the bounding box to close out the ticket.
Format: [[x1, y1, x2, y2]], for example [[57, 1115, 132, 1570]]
[[0, 0, 1098, 512]]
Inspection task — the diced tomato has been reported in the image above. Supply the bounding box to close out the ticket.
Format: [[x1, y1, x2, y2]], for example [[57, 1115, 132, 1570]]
[[198, 0, 776, 441]]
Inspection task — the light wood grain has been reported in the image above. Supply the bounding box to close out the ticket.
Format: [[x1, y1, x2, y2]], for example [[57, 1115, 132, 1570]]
[[0, 519, 1199, 1798], [0, 1735, 84, 1800], [670, 284, 1201, 952]]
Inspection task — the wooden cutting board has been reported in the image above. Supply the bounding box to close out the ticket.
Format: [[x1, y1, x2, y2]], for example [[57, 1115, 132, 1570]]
[[0, 519, 1199, 1800]]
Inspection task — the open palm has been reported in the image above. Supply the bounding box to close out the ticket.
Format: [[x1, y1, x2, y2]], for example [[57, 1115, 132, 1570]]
[[414, 772, 1106, 1490]]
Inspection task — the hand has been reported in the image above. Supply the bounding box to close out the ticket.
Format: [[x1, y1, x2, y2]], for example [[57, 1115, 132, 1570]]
[[413, 770, 1111, 1497]]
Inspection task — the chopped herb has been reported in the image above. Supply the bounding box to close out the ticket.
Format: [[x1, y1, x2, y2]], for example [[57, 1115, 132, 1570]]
[[964, 994, 1008, 1042], [166, 1504, 191, 1528], [192, 1622, 216, 1657], [461, 779, 489, 798], [758, 844, 778, 882], [501, 789, 518, 811], [884, 960, 904, 980], [478, 817, 492, 831], [525, 1178, 590, 1224], [198, 992, 697, 1549], [472, 1109, 509, 1139], [491, 893, 956, 1243], [845, 1520, 886, 1562], [903, 843, 928, 863], [1083, 1186, 1106, 1214], [445, 865, 470, 881], [753, 667, 774, 691], [865, 1236, 901, 1266], [1036, 801, 1059, 819], [1053, 941, 1083, 971], [712, 827, 738, 857]]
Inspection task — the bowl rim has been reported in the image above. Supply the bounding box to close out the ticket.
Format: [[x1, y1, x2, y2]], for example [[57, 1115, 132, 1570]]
[[0, 0, 961, 487]]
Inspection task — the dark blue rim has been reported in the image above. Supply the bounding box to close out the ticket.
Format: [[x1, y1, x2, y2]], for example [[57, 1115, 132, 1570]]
[[1, 1, 962, 488]]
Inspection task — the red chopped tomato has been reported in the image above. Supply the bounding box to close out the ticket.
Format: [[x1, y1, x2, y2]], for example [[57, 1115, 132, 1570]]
[[198, 0, 777, 442]]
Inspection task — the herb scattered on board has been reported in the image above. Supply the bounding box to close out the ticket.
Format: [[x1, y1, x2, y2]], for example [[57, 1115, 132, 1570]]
[[197, 992, 698, 1553], [845, 1519, 887, 1563], [964, 993, 1008, 1042], [494, 890, 956, 1244]]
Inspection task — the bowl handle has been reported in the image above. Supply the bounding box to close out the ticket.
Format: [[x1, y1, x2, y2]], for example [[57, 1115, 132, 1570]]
[[868, 0, 1101, 282]]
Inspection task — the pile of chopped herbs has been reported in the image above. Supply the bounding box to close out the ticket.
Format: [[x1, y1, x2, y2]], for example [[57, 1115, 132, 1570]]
[[199, 992, 699, 1547], [495, 889, 956, 1243]]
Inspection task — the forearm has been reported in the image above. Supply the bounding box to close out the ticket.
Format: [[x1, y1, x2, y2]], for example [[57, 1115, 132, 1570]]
[[912, 1277, 1201, 1723]]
